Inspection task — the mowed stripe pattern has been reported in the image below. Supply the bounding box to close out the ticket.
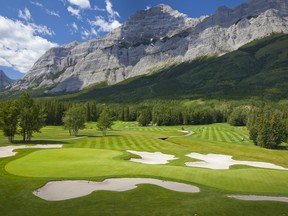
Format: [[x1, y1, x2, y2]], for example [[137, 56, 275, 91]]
[[66, 123, 251, 151], [193, 125, 250, 144], [68, 135, 169, 151]]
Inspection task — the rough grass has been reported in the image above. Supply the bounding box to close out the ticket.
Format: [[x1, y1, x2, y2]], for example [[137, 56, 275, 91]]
[[1, 122, 288, 216]]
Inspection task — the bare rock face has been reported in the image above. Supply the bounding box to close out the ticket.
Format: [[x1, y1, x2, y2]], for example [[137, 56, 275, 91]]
[[11, 0, 288, 93], [119, 4, 195, 43], [0, 70, 14, 91]]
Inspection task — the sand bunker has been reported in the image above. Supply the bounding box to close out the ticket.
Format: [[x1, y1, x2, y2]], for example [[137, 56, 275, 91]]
[[173, 130, 194, 138], [33, 178, 200, 201], [185, 153, 288, 170], [158, 130, 194, 140], [179, 130, 193, 135], [0, 145, 63, 158], [127, 150, 177, 164], [228, 195, 288, 203]]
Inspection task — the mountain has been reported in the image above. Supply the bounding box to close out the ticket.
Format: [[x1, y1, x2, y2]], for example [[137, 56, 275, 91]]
[[0, 70, 14, 91], [58, 33, 288, 102], [10, 0, 288, 94]]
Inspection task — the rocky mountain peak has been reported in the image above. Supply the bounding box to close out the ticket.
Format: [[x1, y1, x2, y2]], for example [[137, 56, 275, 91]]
[[246, 0, 288, 15], [9, 0, 288, 93], [62, 41, 80, 49], [151, 4, 173, 11], [0, 70, 10, 80], [196, 0, 288, 30], [119, 3, 190, 43]]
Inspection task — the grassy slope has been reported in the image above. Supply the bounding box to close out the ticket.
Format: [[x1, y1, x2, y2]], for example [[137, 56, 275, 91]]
[[1, 123, 288, 216], [58, 33, 288, 102]]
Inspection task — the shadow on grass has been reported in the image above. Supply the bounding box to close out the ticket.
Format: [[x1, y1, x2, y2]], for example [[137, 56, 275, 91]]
[[11, 140, 68, 145], [275, 146, 288, 150]]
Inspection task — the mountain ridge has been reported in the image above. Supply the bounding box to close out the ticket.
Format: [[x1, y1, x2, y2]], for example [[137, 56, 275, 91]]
[[60, 33, 288, 102], [8, 0, 288, 94], [0, 70, 14, 91]]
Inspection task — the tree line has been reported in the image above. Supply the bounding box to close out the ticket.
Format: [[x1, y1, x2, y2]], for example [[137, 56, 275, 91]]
[[43, 100, 231, 126], [0, 95, 287, 148], [0, 92, 45, 142]]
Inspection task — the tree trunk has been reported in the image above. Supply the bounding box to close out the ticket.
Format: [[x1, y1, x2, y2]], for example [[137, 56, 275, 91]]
[[102, 129, 107, 136], [23, 132, 26, 142], [8, 136, 13, 143]]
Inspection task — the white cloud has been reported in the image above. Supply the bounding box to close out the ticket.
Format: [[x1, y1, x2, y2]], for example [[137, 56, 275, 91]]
[[0, 56, 11, 68], [67, 0, 90, 9], [72, 22, 78, 31], [89, 16, 121, 32], [29, 23, 55, 36], [0, 16, 57, 73], [105, 0, 120, 19], [69, 22, 78, 34], [30, 1, 43, 7], [81, 29, 90, 39], [67, 6, 81, 19], [81, 27, 97, 40], [87, 0, 121, 35], [30, 1, 60, 17], [18, 8, 32, 22], [46, 10, 60, 17], [93, 6, 105, 12]]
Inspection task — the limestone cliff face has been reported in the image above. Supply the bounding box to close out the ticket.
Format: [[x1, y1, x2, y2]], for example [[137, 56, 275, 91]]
[[11, 0, 288, 93], [0, 70, 14, 91]]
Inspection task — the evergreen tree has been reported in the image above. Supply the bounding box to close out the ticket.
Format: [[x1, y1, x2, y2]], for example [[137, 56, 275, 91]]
[[247, 107, 286, 149], [63, 105, 86, 136], [228, 106, 249, 126], [137, 110, 151, 126]]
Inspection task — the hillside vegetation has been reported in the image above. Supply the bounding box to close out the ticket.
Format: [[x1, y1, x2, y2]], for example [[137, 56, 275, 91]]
[[58, 33, 288, 102]]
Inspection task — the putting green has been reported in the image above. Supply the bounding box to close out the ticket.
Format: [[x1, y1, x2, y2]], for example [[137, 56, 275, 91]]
[[5, 148, 288, 194]]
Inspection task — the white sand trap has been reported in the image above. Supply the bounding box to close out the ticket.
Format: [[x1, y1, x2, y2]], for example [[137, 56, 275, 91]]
[[62, 136, 87, 140], [185, 153, 288, 170], [169, 130, 194, 138], [33, 178, 200, 201], [0, 145, 63, 158], [228, 195, 288, 203], [177, 130, 194, 137], [127, 150, 177, 164]]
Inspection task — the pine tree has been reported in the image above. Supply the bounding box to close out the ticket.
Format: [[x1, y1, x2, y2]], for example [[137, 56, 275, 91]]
[[247, 107, 286, 149], [137, 110, 151, 126]]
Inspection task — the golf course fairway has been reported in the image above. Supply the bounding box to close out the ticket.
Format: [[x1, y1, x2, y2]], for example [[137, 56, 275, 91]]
[[1, 123, 288, 215]]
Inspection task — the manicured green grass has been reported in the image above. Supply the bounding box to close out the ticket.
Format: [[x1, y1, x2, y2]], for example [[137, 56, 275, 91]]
[[1, 122, 288, 216], [6, 148, 288, 194]]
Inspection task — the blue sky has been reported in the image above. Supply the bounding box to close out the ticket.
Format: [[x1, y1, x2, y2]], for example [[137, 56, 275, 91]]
[[0, 0, 247, 79]]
